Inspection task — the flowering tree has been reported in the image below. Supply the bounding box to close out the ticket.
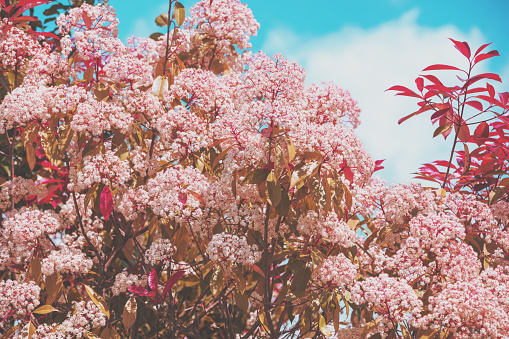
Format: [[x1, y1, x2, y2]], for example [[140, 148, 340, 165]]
[[0, 0, 509, 338]]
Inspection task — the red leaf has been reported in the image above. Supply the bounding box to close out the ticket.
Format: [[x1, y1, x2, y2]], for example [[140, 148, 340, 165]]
[[474, 121, 489, 140], [474, 42, 492, 57], [476, 95, 503, 107], [425, 84, 453, 95], [499, 92, 509, 106], [82, 11, 92, 29], [474, 51, 500, 64], [100, 185, 113, 221], [415, 77, 424, 93], [457, 124, 471, 143], [465, 101, 483, 111], [162, 271, 185, 296], [422, 64, 463, 72], [38, 184, 60, 204], [465, 87, 487, 95], [462, 144, 471, 175], [472, 73, 502, 83], [148, 269, 158, 292], [34, 31, 60, 40], [386, 85, 421, 98], [129, 286, 148, 295], [430, 107, 450, 122], [434, 160, 456, 169], [487, 83, 495, 98], [12, 0, 50, 18], [422, 74, 444, 86], [463, 73, 502, 90], [252, 265, 265, 277], [11, 15, 38, 22], [398, 105, 432, 124], [343, 166, 354, 183], [0, 0, 5, 9], [449, 38, 471, 59], [422, 163, 440, 174], [373, 159, 385, 172], [178, 191, 187, 204]]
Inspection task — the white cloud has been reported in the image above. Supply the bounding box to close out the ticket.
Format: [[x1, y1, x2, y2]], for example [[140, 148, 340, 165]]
[[262, 9, 487, 184]]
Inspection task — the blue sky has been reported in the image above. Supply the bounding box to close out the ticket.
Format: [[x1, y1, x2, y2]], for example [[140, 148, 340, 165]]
[[110, 0, 509, 185]]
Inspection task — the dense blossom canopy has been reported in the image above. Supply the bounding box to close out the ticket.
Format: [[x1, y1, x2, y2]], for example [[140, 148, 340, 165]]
[[0, 0, 508, 338]]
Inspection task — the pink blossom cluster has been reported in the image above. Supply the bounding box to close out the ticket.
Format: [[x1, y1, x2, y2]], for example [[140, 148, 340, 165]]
[[144, 238, 175, 266], [112, 272, 148, 295], [0, 85, 88, 133], [103, 54, 153, 88], [68, 150, 131, 192], [427, 274, 509, 338], [0, 206, 62, 269], [354, 178, 437, 224], [188, 178, 265, 236], [0, 25, 41, 71], [71, 99, 133, 135], [145, 165, 208, 221], [351, 274, 423, 337], [0, 280, 41, 326], [128, 145, 161, 176], [57, 4, 124, 59], [206, 233, 261, 266], [312, 253, 358, 288], [297, 211, 356, 246], [184, 0, 259, 50], [0, 177, 47, 210], [41, 246, 93, 276], [304, 82, 361, 129], [1, 206, 62, 248], [46, 301, 107, 338]]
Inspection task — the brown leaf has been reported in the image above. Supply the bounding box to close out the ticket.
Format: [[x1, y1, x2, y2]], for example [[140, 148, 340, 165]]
[[33, 305, 58, 314], [174, 2, 185, 27], [45, 272, 63, 305], [85, 285, 110, 318], [122, 297, 137, 331], [155, 13, 168, 27]]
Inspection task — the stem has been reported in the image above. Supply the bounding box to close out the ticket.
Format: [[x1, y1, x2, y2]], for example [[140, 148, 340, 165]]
[[442, 64, 473, 188], [262, 123, 277, 337], [71, 189, 104, 269], [162, 0, 174, 76]]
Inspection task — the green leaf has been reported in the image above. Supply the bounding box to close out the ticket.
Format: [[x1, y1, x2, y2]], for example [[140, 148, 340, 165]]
[[433, 124, 452, 138], [274, 146, 284, 180], [172, 225, 190, 262], [319, 314, 332, 336], [234, 290, 249, 313], [85, 285, 110, 319], [489, 185, 509, 205], [19, 322, 35, 339], [33, 305, 58, 314], [27, 254, 42, 285], [242, 168, 270, 184], [122, 297, 137, 331], [45, 272, 63, 305], [155, 13, 168, 27], [290, 162, 319, 188], [275, 187, 290, 216], [267, 181, 281, 207], [150, 32, 164, 41], [290, 267, 311, 292], [174, 2, 185, 27]]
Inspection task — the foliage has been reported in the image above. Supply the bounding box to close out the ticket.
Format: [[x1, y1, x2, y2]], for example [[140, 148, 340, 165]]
[[0, 0, 509, 339]]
